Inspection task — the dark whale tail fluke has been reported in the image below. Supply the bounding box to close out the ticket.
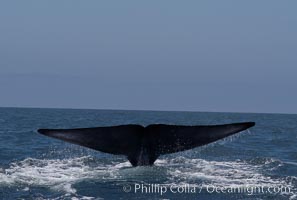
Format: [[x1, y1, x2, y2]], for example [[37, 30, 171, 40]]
[[38, 122, 255, 166]]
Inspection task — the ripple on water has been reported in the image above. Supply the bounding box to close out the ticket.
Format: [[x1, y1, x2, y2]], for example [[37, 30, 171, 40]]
[[0, 156, 296, 199]]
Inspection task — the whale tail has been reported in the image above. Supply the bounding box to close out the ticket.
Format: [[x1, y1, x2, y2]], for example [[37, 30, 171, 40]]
[[38, 122, 255, 166]]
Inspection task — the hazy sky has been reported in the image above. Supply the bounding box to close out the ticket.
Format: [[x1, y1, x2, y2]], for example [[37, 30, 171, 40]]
[[0, 1, 296, 113]]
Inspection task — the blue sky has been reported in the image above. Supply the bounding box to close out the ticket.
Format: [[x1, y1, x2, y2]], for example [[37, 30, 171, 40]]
[[0, 1, 296, 113]]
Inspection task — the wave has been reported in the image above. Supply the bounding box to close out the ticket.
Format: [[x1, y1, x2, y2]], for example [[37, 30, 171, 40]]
[[0, 156, 296, 199], [156, 157, 286, 186], [0, 156, 129, 197]]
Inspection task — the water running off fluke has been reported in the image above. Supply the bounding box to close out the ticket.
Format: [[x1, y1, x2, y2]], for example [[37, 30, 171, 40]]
[[38, 122, 255, 166]]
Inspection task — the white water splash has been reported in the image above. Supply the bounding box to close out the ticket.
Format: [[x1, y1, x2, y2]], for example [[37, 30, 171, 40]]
[[155, 156, 296, 198], [0, 156, 129, 195], [0, 156, 296, 199]]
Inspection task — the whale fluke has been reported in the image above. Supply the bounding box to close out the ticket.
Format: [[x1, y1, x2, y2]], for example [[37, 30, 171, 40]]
[[38, 122, 255, 166]]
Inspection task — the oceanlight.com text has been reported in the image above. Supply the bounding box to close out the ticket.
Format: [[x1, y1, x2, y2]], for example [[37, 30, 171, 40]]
[[122, 183, 292, 196]]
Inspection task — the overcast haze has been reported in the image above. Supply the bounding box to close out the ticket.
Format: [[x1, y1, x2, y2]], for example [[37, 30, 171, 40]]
[[0, 1, 296, 113]]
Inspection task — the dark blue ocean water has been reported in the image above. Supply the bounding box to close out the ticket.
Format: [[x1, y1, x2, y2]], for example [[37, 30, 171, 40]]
[[0, 107, 296, 200]]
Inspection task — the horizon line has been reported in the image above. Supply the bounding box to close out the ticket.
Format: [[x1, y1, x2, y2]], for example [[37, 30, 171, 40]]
[[0, 106, 296, 116]]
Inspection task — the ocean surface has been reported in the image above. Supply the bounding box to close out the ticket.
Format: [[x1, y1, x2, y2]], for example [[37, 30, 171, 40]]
[[0, 107, 296, 200]]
